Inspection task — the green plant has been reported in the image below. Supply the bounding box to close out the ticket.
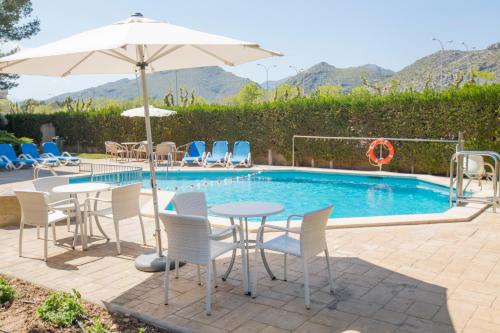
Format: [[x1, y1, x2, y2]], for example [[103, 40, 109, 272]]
[[37, 289, 84, 327], [85, 317, 108, 333], [137, 327, 145, 333], [0, 130, 33, 153], [0, 277, 15, 304]]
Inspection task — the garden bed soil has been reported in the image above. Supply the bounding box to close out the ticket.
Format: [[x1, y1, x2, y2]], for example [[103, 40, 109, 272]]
[[0, 275, 162, 333]]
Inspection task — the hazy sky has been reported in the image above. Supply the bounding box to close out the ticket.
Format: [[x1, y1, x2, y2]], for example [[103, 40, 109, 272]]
[[5, 0, 500, 100]]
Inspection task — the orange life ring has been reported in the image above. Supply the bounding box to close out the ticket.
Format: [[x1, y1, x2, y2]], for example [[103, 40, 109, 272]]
[[367, 139, 395, 165]]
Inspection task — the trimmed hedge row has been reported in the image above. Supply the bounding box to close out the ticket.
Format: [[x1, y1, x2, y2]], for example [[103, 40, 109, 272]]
[[3, 84, 499, 174]]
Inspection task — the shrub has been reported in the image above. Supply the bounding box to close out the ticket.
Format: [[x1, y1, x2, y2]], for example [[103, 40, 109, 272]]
[[37, 289, 84, 327], [0, 277, 15, 304], [85, 317, 108, 333], [0, 130, 33, 153]]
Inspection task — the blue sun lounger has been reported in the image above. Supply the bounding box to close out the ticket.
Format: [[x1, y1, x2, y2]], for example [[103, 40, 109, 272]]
[[21, 143, 59, 166], [0, 159, 10, 170], [228, 141, 251, 168], [204, 141, 229, 167], [181, 141, 206, 166], [0, 143, 36, 169], [42, 142, 81, 165]]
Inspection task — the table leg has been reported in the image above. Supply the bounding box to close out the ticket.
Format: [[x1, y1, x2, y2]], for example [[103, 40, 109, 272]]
[[87, 193, 93, 237], [93, 192, 110, 240], [222, 217, 237, 281], [260, 216, 276, 280], [245, 217, 250, 284]]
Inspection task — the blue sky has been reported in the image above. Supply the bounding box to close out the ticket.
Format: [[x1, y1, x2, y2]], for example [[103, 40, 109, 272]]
[[6, 0, 500, 100]]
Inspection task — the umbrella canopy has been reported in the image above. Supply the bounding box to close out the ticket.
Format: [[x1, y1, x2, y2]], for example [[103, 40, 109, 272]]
[[0, 13, 281, 271], [121, 106, 176, 117], [0, 15, 281, 75]]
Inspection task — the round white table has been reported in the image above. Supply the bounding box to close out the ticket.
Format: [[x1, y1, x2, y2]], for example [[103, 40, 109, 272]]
[[210, 201, 284, 283], [53, 182, 110, 249]]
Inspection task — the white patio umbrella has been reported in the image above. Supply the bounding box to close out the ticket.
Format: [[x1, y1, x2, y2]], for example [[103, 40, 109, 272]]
[[0, 13, 281, 271], [121, 106, 176, 117]]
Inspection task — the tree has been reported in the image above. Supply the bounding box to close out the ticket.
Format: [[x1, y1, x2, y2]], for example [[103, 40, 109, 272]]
[[313, 84, 343, 97], [226, 83, 264, 105], [0, 0, 40, 90]]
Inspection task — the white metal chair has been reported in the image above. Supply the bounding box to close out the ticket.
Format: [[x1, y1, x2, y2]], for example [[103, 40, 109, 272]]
[[33, 176, 81, 232], [105, 141, 128, 161], [464, 155, 495, 190], [160, 212, 248, 315], [252, 205, 334, 309], [155, 142, 176, 166], [84, 183, 146, 254], [15, 190, 80, 261]]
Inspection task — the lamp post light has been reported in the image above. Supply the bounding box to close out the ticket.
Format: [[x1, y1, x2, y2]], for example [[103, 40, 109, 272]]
[[257, 63, 277, 90], [432, 37, 445, 88], [460, 41, 475, 80], [289, 65, 305, 95]]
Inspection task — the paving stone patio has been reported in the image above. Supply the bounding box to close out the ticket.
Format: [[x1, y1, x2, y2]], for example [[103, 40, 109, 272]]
[[1, 164, 499, 332]]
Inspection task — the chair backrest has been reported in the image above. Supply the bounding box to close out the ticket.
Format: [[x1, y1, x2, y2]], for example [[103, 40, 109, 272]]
[[33, 176, 70, 203], [42, 142, 61, 156], [212, 141, 229, 158], [111, 183, 142, 220], [105, 141, 117, 154], [171, 192, 208, 218], [233, 141, 250, 157], [188, 141, 205, 157], [159, 212, 211, 265], [21, 143, 41, 159], [300, 205, 334, 258], [15, 190, 50, 226], [156, 142, 176, 156], [0, 143, 18, 160], [464, 155, 485, 176]]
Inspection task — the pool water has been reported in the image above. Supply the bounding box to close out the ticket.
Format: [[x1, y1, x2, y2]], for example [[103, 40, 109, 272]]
[[142, 170, 451, 220]]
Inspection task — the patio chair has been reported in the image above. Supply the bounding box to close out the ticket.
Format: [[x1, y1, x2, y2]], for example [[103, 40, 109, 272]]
[[160, 212, 248, 315], [42, 142, 81, 166], [252, 205, 334, 309], [104, 141, 127, 161], [33, 176, 83, 232], [204, 141, 229, 167], [463, 155, 495, 190], [0, 143, 37, 169], [171, 192, 236, 282], [131, 141, 148, 160], [84, 183, 146, 255], [181, 141, 206, 166], [21, 143, 59, 166], [15, 190, 80, 261], [0, 159, 10, 170], [155, 142, 176, 166], [227, 141, 251, 168]]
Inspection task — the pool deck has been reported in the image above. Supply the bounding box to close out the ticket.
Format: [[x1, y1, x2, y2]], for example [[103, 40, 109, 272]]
[[1, 160, 499, 333]]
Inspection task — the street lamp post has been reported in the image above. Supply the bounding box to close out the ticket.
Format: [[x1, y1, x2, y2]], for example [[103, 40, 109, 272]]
[[257, 63, 277, 90], [460, 41, 474, 80], [289, 65, 305, 95], [432, 37, 446, 88]]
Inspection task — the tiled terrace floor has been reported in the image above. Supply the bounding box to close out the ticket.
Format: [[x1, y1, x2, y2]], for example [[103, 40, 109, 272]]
[[1, 202, 500, 332]]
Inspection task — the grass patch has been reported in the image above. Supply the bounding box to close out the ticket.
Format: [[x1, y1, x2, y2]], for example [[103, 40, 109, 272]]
[[76, 153, 108, 159]]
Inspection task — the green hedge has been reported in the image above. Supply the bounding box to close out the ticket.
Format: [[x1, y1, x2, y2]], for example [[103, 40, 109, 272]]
[[3, 84, 499, 174]]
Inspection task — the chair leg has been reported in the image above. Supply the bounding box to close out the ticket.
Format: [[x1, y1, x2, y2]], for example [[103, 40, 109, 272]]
[[163, 257, 170, 305], [19, 222, 24, 257], [302, 257, 310, 309], [44, 226, 49, 262], [284, 254, 288, 281], [325, 249, 334, 294], [197, 265, 202, 285], [66, 212, 71, 232], [212, 260, 218, 288], [175, 260, 179, 278], [113, 219, 121, 254], [138, 214, 146, 245], [252, 245, 259, 298], [51, 224, 57, 245], [205, 263, 212, 315]]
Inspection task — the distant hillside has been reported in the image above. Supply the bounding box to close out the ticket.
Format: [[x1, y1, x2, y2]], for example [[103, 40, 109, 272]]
[[387, 43, 500, 90], [48, 67, 252, 103], [283, 62, 395, 93]]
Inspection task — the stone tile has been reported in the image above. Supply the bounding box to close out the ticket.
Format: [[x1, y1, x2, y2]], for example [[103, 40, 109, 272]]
[[293, 321, 331, 333], [232, 320, 267, 333], [383, 297, 414, 313], [253, 308, 308, 331], [405, 301, 441, 320], [347, 316, 398, 333], [333, 298, 383, 317], [373, 308, 407, 325], [212, 302, 269, 331], [309, 308, 358, 329]]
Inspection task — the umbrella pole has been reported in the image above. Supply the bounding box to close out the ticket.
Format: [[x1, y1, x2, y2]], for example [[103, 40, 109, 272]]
[[134, 47, 167, 272]]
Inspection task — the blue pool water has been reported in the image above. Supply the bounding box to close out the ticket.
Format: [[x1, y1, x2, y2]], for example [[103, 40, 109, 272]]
[[142, 170, 451, 220]]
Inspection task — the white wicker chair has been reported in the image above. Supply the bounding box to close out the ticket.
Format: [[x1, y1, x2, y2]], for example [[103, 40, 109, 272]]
[[33, 176, 80, 232], [252, 205, 334, 309], [160, 212, 248, 315], [84, 183, 146, 254], [15, 190, 80, 261]]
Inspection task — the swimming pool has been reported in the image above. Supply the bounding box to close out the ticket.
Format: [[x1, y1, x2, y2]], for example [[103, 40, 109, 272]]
[[141, 170, 451, 221]]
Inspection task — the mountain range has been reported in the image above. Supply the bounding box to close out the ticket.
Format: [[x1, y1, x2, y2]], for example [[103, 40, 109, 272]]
[[47, 42, 499, 103]]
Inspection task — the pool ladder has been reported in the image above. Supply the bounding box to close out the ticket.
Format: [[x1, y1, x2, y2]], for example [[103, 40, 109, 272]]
[[449, 151, 500, 212]]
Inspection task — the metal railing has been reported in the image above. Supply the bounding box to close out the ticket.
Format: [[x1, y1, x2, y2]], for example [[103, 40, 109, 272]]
[[449, 151, 500, 212], [79, 163, 143, 185], [292, 134, 463, 168]]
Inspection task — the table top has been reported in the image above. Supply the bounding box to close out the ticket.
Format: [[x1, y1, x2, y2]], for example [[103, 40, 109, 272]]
[[210, 201, 284, 218], [52, 182, 110, 194], [121, 142, 139, 145]]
